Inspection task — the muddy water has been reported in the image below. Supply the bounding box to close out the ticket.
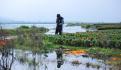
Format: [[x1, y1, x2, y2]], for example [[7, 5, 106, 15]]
[[0, 49, 115, 70]]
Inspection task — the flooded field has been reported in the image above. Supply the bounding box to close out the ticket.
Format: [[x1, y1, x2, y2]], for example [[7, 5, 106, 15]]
[[1, 48, 120, 70], [0, 23, 121, 70]]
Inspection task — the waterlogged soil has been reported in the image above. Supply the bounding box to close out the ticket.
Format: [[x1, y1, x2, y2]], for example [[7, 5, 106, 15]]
[[0, 49, 121, 70]]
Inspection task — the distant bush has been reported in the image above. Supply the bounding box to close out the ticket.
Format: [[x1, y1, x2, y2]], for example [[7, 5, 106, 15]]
[[94, 23, 121, 30], [18, 25, 30, 29], [66, 23, 81, 26]]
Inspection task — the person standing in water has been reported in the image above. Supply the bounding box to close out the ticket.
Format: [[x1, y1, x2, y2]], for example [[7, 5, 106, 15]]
[[55, 14, 64, 35]]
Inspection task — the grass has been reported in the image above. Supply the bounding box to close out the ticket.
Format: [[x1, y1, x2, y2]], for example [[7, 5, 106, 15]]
[[44, 40, 121, 56], [93, 23, 121, 30], [14, 36, 110, 55], [1, 24, 121, 57], [46, 29, 121, 49]]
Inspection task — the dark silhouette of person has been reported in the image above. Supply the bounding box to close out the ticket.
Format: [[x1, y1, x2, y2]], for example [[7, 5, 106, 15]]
[[56, 46, 64, 68], [55, 14, 64, 35]]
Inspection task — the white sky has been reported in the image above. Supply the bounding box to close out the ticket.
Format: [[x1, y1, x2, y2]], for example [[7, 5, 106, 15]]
[[0, 0, 121, 22]]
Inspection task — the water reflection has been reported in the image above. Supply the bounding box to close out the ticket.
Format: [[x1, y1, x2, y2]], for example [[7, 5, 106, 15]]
[[29, 53, 37, 70], [0, 48, 120, 70], [0, 42, 15, 70], [56, 46, 64, 68]]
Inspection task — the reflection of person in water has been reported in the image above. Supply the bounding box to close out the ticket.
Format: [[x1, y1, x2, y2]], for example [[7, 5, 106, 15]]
[[56, 46, 64, 68], [55, 14, 64, 35]]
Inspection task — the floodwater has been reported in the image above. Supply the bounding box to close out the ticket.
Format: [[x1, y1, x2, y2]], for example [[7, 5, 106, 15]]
[[1, 24, 86, 34], [0, 49, 116, 70]]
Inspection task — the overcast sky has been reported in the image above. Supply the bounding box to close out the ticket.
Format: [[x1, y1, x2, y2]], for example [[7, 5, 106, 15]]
[[0, 0, 121, 22]]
